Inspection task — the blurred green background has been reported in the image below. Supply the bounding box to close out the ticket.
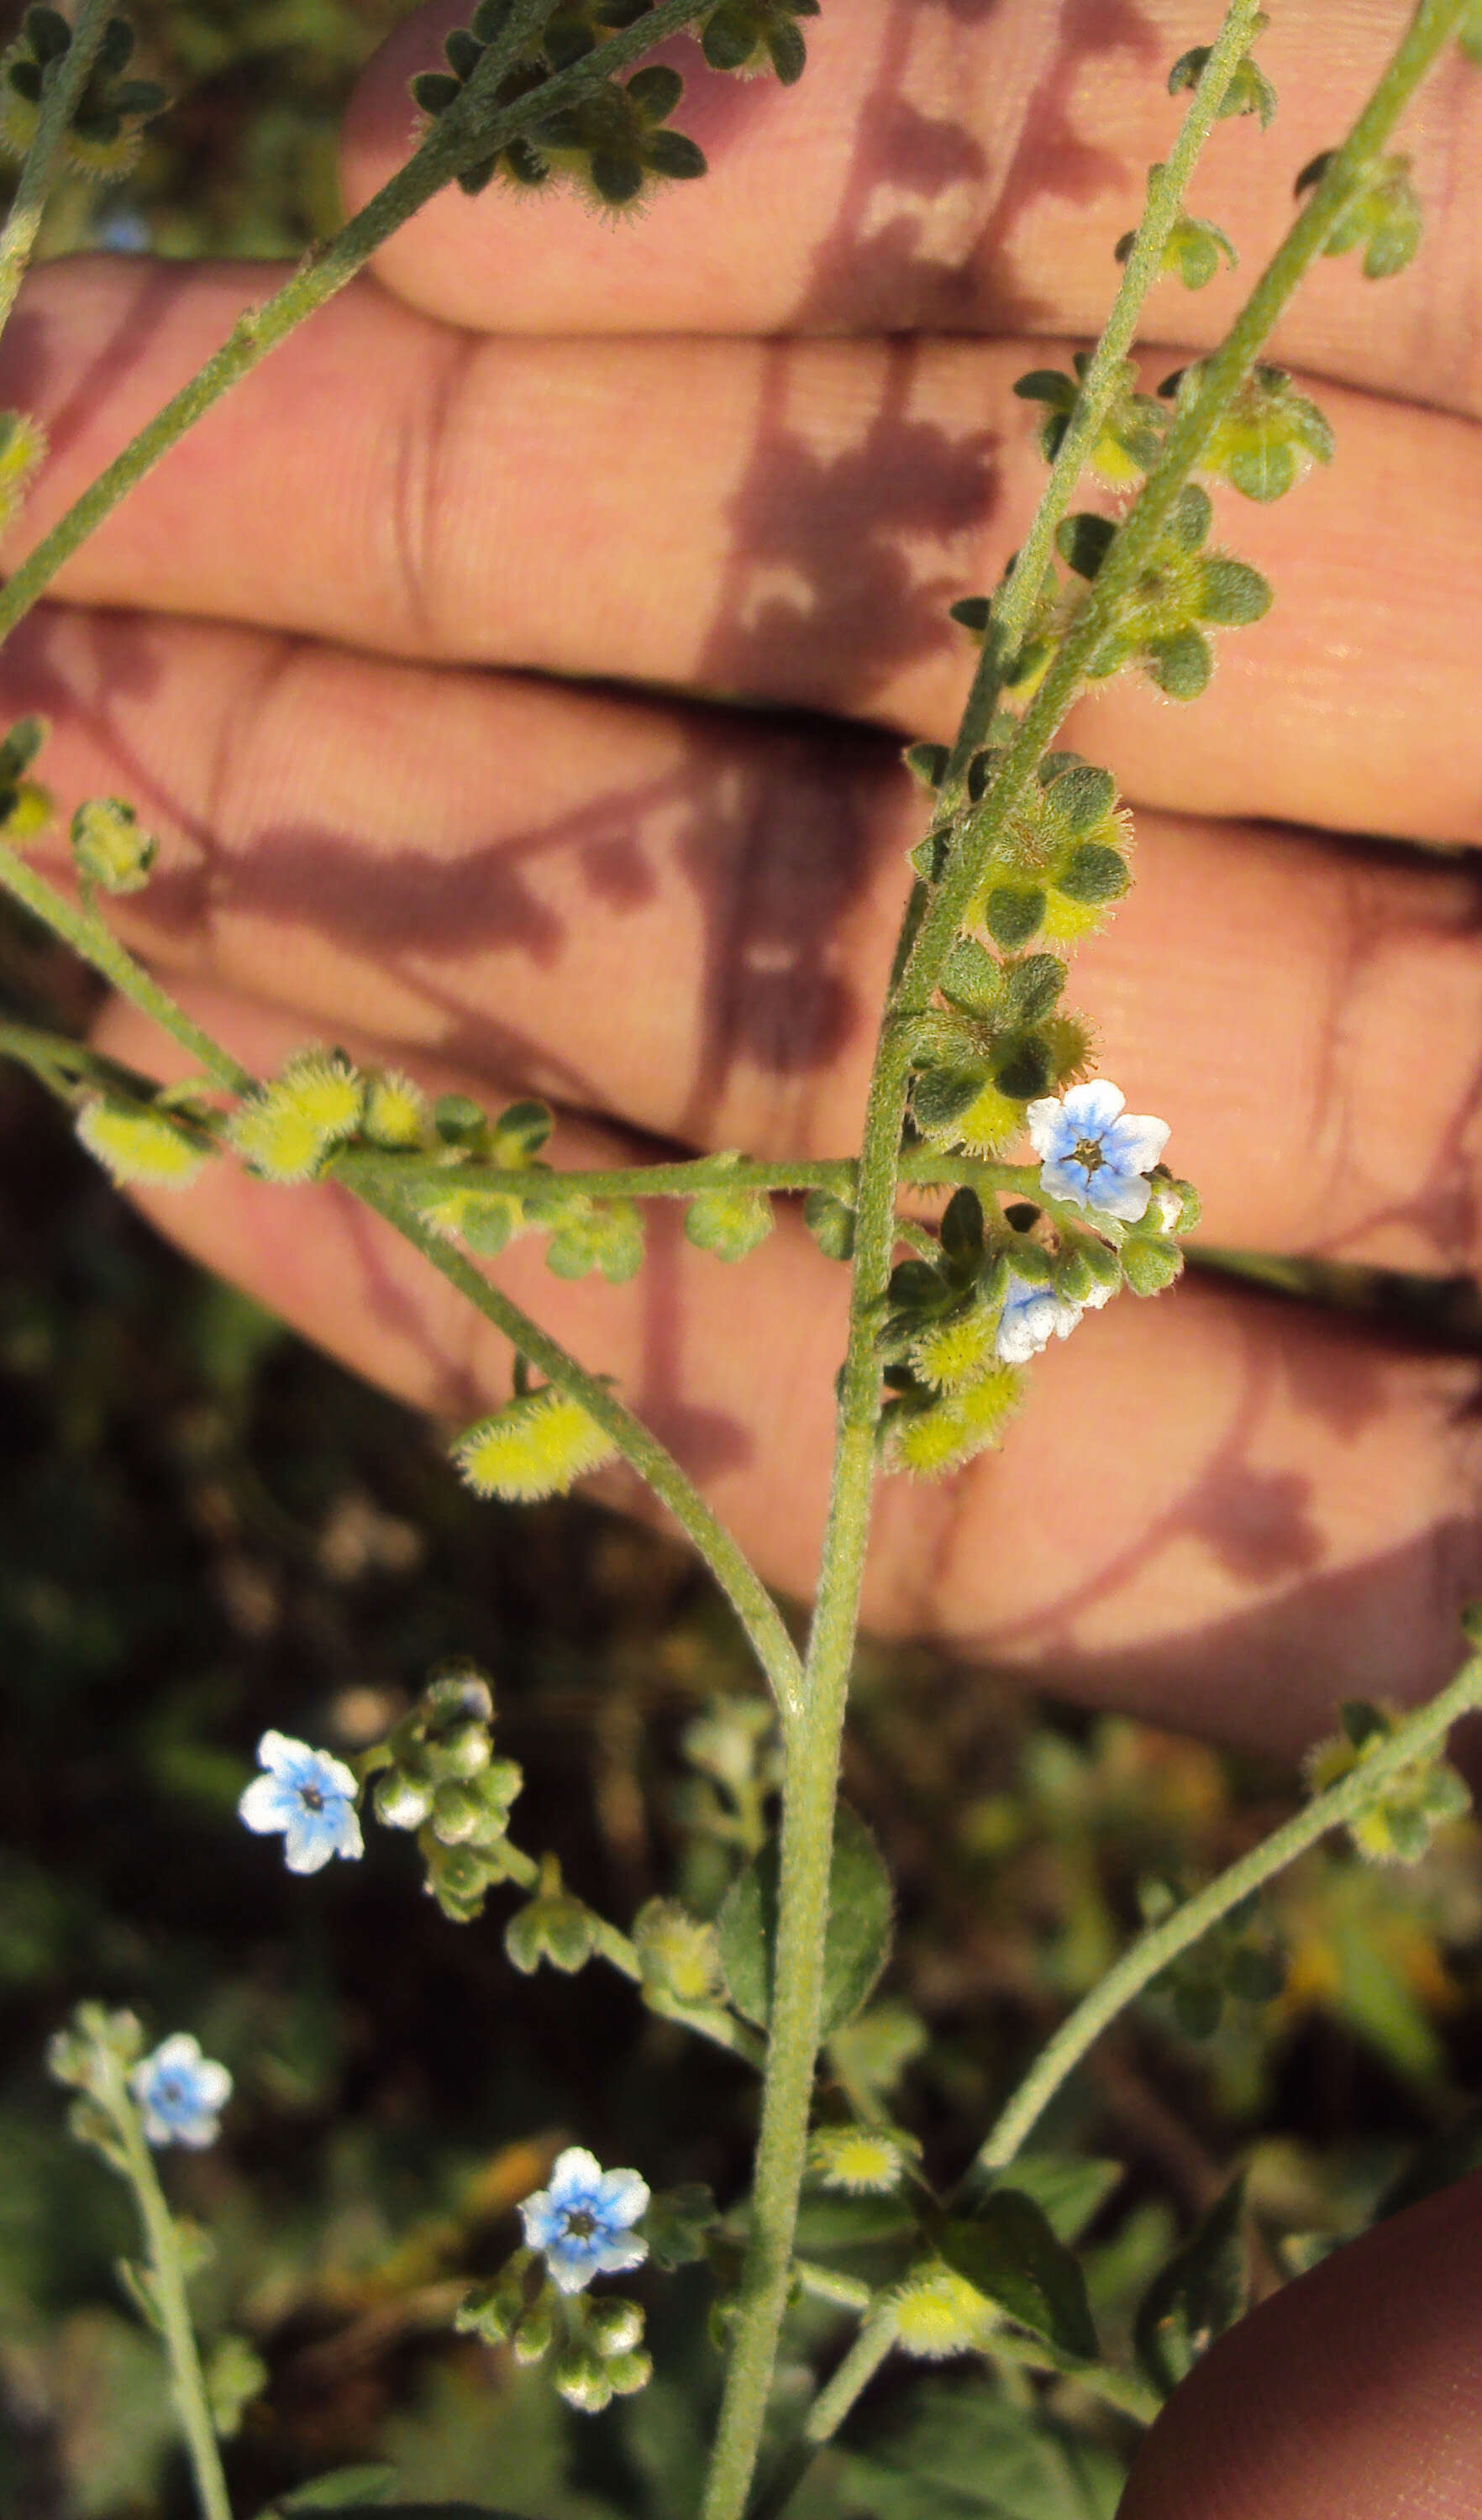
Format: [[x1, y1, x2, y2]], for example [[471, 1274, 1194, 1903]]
[[3, 6, 1482, 2514]]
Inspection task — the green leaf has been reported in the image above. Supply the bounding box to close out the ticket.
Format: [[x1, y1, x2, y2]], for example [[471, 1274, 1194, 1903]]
[[257, 2467, 400, 2512], [812, 2376, 1125, 2520], [205, 2331, 268, 2439], [684, 1179, 773, 1262], [1055, 512, 1116, 580], [803, 1187, 855, 1261], [1134, 2177, 1248, 2398], [991, 2155, 1123, 2246], [716, 1802, 892, 2032], [938, 2190, 1098, 2360]]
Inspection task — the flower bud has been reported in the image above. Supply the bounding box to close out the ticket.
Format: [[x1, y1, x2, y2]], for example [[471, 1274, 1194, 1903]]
[[71, 796, 157, 894]]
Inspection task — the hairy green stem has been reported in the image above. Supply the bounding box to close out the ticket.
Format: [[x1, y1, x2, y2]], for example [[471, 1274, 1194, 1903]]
[[944, 0, 1266, 780], [696, 15, 1282, 2512], [699, 1021, 913, 2520], [803, 2311, 896, 2445], [699, 10, 1470, 2507], [0, 838, 253, 1091], [334, 1143, 1048, 1204], [0, 0, 715, 646], [0, 0, 115, 344], [349, 1169, 805, 1725], [100, 2052, 233, 2520], [976, 1650, 1482, 2175], [906, 0, 1474, 1021], [796, 1647, 1482, 2454]]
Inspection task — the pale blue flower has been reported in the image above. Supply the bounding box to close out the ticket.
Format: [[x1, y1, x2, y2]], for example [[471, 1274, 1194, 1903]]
[[130, 2033, 232, 2149], [994, 1273, 1084, 1366], [239, 1730, 363, 1873], [520, 2146, 649, 2294], [1027, 1081, 1169, 1223]]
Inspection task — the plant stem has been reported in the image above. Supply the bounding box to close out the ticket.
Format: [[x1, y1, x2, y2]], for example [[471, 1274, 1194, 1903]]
[[333, 1143, 1048, 1205], [0, 838, 253, 1092], [0, 0, 114, 345], [975, 1650, 1482, 2174], [699, 1021, 913, 2520], [696, 17, 1279, 2514], [0, 0, 715, 647], [943, 0, 1266, 781], [348, 1169, 805, 1725], [100, 2055, 233, 2520], [904, 0, 1474, 1022], [803, 2310, 896, 2444]]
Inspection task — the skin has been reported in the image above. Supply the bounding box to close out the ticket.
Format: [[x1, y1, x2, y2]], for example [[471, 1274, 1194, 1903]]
[[3, 3, 1481, 2503]]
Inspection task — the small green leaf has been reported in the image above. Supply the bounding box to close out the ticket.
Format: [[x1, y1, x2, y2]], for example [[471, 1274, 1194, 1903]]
[[684, 1179, 773, 1261], [991, 2155, 1123, 2246], [803, 1187, 855, 1261], [257, 2470, 399, 2514], [717, 1802, 892, 2032], [938, 2189, 1098, 2360], [1134, 2178, 1248, 2398], [984, 887, 1044, 952], [1055, 512, 1116, 580]]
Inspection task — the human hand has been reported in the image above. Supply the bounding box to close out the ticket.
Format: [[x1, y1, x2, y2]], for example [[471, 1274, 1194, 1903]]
[[2, 0, 1480, 1768]]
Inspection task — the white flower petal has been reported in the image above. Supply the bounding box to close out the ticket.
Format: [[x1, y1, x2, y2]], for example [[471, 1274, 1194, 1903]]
[[548, 2147, 604, 2204], [192, 2061, 234, 2110], [1025, 1096, 1067, 1159], [281, 1819, 337, 1873], [1106, 1112, 1170, 1173], [1090, 1171, 1153, 1223], [549, 2252, 596, 2294], [1064, 1079, 1125, 1132], [595, 2235, 648, 2276], [1038, 1158, 1090, 1210], [596, 2167, 649, 2226], [176, 2114, 222, 2149], [238, 1773, 293, 1834], [255, 1729, 304, 1776]]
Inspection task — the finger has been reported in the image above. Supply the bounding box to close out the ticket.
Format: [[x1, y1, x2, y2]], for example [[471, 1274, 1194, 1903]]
[[89, 984, 1482, 1756], [16, 598, 1482, 1285], [6, 260, 1482, 846], [1119, 2174, 1482, 2520], [342, 0, 1482, 415]]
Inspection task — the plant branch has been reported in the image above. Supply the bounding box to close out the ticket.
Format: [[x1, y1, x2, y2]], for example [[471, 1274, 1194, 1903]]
[[903, 0, 1474, 1023], [487, 1835, 765, 2066], [0, 0, 716, 646], [0, 0, 115, 345], [347, 1169, 805, 1725], [944, 0, 1267, 780], [975, 1646, 1482, 2176], [0, 838, 253, 1091]]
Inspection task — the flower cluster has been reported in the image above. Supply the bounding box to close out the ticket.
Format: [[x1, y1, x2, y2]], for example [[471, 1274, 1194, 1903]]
[[880, 1084, 1192, 1480], [364, 1664, 523, 1921]]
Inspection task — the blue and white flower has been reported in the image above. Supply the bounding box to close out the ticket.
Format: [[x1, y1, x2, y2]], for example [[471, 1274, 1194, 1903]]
[[1027, 1081, 1169, 1223], [994, 1273, 1081, 1365], [520, 2147, 649, 2295], [238, 1730, 363, 1873], [130, 2033, 232, 2149]]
